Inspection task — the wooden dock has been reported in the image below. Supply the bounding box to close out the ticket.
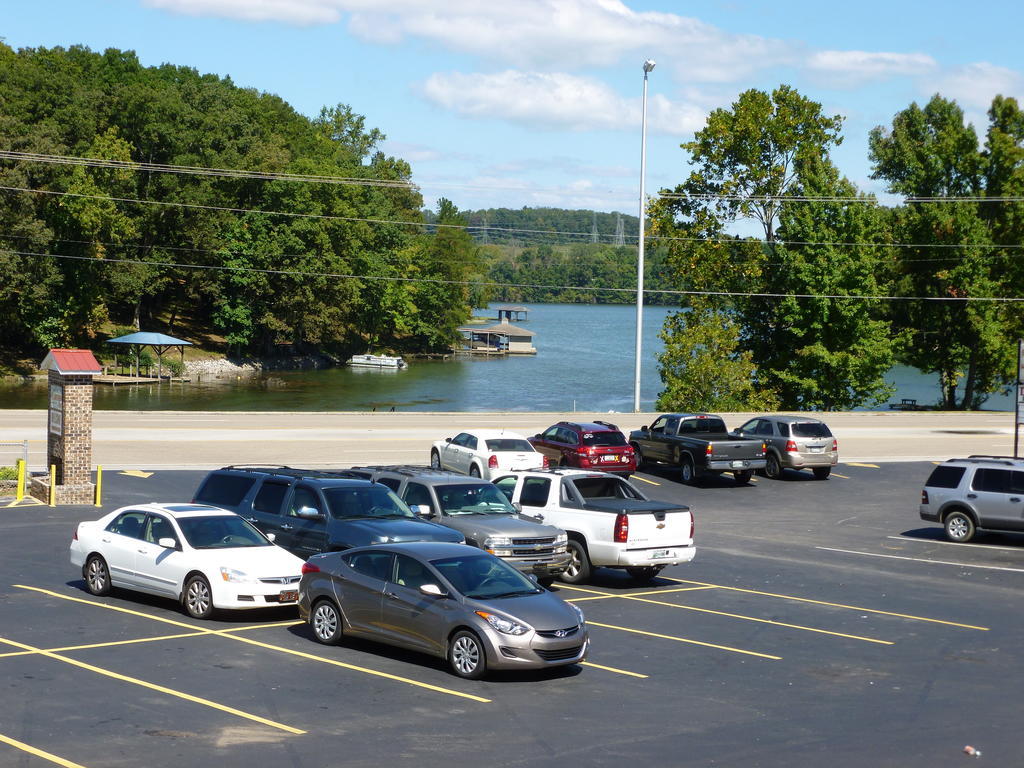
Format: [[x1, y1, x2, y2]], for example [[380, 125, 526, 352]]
[[94, 375, 189, 385]]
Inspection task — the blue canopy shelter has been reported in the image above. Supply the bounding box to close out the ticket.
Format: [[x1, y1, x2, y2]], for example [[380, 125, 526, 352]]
[[106, 332, 192, 379]]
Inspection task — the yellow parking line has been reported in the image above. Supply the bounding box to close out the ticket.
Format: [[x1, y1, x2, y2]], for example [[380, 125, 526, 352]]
[[562, 585, 890, 645], [580, 661, 648, 678], [0, 733, 88, 768], [585, 621, 780, 660], [830, 473, 850, 479], [631, 476, 660, 486], [0, 636, 305, 734], [563, 585, 716, 602], [15, 585, 490, 704], [845, 462, 880, 469], [661, 578, 989, 630]]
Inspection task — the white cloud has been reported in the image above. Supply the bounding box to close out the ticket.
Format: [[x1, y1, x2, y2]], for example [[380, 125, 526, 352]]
[[420, 70, 705, 135], [807, 50, 937, 87], [927, 62, 1024, 109], [144, 0, 342, 25]]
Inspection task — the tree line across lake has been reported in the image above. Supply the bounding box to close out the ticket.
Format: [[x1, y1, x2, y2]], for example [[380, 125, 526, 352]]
[[1, 44, 1021, 409]]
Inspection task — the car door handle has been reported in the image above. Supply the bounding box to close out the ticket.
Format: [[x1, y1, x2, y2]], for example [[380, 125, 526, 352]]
[[280, 524, 293, 531], [245, 517, 257, 523], [1012, 498, 1021, 503], [385, 591, 400, 600], [137, 547, 149, 553], [966, 494, 977, 499]]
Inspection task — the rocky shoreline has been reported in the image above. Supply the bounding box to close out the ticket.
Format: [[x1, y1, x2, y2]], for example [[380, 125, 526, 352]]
[[184, 355, 337, 379]]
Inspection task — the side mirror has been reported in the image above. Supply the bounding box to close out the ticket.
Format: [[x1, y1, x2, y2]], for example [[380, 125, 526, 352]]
[[419, 583, 447, 598], [445, 437, 452, 443], [296, 506, 324, 520], [415, 504, 433, 518], [512, 501, 522, 513], [157, 537, 177, 549], [266, 532, 276, 543], [526, 573, 539, 584], [533, 434, 541, 440], [640, 425, 648, 432]]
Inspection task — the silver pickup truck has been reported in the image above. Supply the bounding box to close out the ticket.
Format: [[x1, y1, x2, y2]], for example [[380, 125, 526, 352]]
[[629, 413, 766, 485]]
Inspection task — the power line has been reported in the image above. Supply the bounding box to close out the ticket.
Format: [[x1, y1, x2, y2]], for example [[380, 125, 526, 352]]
[[2, 184, 1021, 252], [6, 248, 1022, 303], [656, 191, 1024, 204]]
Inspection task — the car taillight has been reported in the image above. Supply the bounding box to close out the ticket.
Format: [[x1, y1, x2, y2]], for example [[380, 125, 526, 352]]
[[542, 455, 550, 468], [832, 439, 838, 451], [488, 454, 498, 468], [72, 527, 78, 541], [614, 513, 629, 543], [921, 490, 929, 504], [785, 440, 798, 453], [301, 562, 320, 575], [705, 443, 713, 456]]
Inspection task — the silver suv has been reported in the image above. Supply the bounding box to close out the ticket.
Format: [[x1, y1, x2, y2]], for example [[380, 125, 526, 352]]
[[734, 415, 838, 480], [919, 456, 1024, 542]]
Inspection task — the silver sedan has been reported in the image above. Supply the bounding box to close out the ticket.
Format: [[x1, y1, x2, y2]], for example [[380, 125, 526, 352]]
[[298, 541, 588, 679]]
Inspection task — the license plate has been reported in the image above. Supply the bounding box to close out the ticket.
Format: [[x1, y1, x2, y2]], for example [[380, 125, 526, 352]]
[[808, 446, 824, 453], [650, 549, 673, 559], [603, 455, 618, 462], [730, 460, 747, 468], [279, 590, 298, 602]]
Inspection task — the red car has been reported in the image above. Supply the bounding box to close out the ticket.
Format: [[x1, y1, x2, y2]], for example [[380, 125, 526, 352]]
[[528, 421, 636, 476]]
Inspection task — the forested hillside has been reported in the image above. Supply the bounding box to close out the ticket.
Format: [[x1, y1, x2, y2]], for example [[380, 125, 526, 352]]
[[0, 44, 483, 365]]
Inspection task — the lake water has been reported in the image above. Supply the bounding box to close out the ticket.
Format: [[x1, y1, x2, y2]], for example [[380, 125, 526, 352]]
[[0, 302, 1013, 412]]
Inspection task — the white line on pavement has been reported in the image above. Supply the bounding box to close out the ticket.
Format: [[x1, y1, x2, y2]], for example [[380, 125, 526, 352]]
[[886, 535, 1024, 554], [816, 546, 1024, 573]]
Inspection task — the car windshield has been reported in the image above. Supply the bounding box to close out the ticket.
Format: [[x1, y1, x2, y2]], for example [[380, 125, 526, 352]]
[[791, 422, 832, 438], [580, 430, 627, 447], [485, 438, 534, 452], [178, 515, 271, 549], [430, 554, 541, 599], [436, 483, 516, 515], [322, 486, 415, 519], [571, 476, 645, 500]]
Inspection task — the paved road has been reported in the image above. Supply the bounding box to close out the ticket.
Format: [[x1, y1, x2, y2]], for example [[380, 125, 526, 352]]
[[0, 409, 1016, 469], [1, 464, 1021, 767]]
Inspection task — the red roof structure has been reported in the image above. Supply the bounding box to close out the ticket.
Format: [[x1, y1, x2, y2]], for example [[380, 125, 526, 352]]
[[40, 349, 102, 375]]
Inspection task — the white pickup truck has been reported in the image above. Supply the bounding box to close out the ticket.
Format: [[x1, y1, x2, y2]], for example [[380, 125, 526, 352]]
[[492, 468, 695, 584]]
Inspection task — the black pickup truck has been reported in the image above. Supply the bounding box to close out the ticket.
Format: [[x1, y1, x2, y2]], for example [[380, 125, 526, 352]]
[[628, 413, 766, 485]]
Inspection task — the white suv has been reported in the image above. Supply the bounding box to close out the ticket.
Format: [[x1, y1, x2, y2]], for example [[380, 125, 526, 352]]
[[919, 456, 1024, 542]]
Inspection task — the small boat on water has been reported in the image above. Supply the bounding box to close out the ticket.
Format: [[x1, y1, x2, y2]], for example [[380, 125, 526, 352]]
[[347, 353, 408, 369]]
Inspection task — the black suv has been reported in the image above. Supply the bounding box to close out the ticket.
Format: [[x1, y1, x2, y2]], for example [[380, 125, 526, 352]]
[[192, 466, 464, 558]]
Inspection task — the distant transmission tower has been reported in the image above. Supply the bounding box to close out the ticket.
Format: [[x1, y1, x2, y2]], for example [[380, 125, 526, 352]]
[[480, 215, 490, 245], [590, 211, 599, 243], [614, 214, 625, 246]]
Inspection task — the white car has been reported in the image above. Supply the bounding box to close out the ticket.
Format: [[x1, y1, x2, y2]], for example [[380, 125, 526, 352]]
[[69, 503, 305, 619], [430, 429, 547, 480]]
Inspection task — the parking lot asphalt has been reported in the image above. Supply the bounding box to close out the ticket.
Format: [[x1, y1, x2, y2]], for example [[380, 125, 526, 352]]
[[2, 462, 1022, 768]]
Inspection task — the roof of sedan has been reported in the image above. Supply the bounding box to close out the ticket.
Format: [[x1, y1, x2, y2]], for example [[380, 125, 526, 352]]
[[458, 429, 531, 440], [346, 541, 483, 559], [149, 503, 237, 518]]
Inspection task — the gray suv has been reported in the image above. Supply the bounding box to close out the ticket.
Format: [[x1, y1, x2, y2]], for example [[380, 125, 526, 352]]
[[734, 415, 838, 480], [349, 466, 571, 582], [919, 456, 1024, 542]]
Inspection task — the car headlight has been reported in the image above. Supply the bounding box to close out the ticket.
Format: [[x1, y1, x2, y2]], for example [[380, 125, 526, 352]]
[[570, 603, 586, 624], [555, 533, 567, 545], [485, 535, 512, 556], [219, 567, 252, 583], [476, 610, 529, 635]]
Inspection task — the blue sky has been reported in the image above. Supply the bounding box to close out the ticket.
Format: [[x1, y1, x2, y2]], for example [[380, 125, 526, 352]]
[[4, 0, 1023, 219]]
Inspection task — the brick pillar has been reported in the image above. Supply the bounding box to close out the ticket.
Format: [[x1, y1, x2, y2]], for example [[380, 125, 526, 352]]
[[36, 370, 95, 504]]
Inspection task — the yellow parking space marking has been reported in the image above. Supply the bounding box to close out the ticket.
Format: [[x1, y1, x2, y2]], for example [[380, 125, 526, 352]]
[[562, 585, 890, 645], [662, 578, 989, 631], [3, 497, 45, 507], [119, 470, 153, 478], [845, 463, 879, 469], [16, 585, 490, 704], [631, 476, 660, 486], [830, 473, 850, 479], [585, 621, 780, 660], [580, 661, 648, 678], [0, 636, 305, 734], [0, 733, 88, 768], [563, 585, 716, 602]]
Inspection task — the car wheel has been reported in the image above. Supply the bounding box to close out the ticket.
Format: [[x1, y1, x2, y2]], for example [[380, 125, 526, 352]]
[[734, 470, 753, 485], [183, 574, 214, 619], [764, 453, 782, 480], [469, 464, 481, 478], [430, 450, 441, 470], [680, 457, 697, 485], [448, 630, 487, 679], [812, 467, 831, 480], [84, 555, 111, 596], [625, 566, 663, 584], [311, 599, 344, 645], [559, 539, 592, 584], [944, 510, 976, 543]]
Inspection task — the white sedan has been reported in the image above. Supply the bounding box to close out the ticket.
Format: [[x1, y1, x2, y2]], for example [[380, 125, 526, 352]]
[[70, 503, 305, 619], [430, 429, 547, 480]]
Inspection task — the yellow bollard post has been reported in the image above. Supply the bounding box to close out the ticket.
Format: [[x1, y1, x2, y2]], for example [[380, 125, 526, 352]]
[[94, 465, 103, 507], [15, 459, 25, 501], [48, 464, 56, 507]]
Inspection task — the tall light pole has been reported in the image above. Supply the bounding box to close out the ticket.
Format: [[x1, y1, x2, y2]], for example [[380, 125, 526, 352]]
[[633, 59, 655, 413]]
